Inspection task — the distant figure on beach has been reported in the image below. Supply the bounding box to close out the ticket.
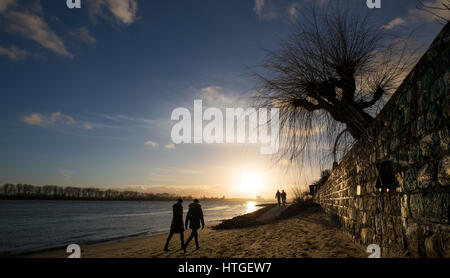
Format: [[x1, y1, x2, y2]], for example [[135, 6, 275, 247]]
[[281, 190, 287, 207], [275, 190, 281, 206], [164, 198, 185, 252], [184, 199, 205, 251]]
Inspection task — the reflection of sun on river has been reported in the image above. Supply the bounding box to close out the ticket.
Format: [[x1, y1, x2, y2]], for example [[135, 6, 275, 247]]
[[246, 201, 257, 214]]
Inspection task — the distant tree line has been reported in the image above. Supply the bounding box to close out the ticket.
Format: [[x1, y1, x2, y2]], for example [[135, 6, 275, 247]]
[[0, 184, 229, 202]]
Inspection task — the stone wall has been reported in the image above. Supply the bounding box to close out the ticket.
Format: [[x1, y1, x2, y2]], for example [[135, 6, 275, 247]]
[[314, 23, 449, 258]]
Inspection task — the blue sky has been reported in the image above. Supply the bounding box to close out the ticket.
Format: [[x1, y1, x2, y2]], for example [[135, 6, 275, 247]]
[[0, 0, 446, 198]]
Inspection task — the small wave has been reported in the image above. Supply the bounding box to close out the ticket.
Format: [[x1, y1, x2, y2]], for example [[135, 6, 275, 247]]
[[204, 206, 231, 211]]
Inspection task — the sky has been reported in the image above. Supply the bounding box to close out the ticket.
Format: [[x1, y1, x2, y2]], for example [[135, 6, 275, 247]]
[[0, 0, 447, 198]]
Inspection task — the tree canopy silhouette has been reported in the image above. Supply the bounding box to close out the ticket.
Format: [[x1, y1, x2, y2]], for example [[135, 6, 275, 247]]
[[254, 3, 415, 165]]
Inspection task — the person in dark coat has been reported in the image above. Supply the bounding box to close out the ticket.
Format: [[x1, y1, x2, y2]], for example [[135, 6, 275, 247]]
[[183, 199, 205, 251], [281, 190, 287, 207], [164, 198, 185, 252], [275, 190, 281, 206]]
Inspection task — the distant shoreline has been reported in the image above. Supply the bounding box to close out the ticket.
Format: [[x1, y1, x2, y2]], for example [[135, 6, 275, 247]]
[[0, 197, 256, 202], [0, 184, 261, 202]]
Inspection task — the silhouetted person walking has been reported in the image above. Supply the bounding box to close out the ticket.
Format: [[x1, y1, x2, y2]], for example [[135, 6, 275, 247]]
[[184, 199, 205, 251], [275, 190, 281, 206], [281, 190, 287, 207], [164, 198, 185, 252]]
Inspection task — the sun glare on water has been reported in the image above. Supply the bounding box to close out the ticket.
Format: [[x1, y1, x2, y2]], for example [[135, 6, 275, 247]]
[[246, 201, 257, 214]]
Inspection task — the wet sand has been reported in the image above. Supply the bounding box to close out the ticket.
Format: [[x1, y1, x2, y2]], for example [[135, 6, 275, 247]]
[[30, 207, 367, 258]]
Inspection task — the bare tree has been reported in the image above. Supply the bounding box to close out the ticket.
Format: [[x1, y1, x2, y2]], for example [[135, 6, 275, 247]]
[[254, 3, 415, 166], [417, 0, 450, 25]]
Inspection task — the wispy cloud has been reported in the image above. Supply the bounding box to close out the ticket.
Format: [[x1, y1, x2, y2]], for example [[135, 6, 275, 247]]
[[21, 112, 95, 131], [22, 113, 45, 126], [199, 86, 234, 107], [382, 17, 407, 30], [0, 45, 29, 60], [286, 3, 300, 23], [102, 114, 159, 127], [145, 140, 159, 147], [1, 2, 72, 57], [22, 112, 75, 126], [382, 0, 449, 30], [70, 27, 97, 46], [88, 0, 139, 25], [1, 1, 139, 60], [83, 123, 94, 130], [165, 143, 175, 149], [253, 0, 278, 21], [59, 169, 73, 179]]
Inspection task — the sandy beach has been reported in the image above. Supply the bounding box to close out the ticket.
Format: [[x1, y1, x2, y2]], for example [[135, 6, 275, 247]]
[[29, 206, 367, 258]]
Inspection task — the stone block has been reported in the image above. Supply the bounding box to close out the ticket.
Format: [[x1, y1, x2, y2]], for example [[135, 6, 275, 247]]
[[424, 232, 445, 258], [419, 134, 435, 157], [426, 104, 442, 132], [438, 128, 449, 152], [409, 194, 424, 220], [405, 222, 421, 258], [422, 193, 448, 221], [401, 194, 409, 220], [438, 156, 450, 187], [404, 168, 419, 192], [417, 164, 434, 190]]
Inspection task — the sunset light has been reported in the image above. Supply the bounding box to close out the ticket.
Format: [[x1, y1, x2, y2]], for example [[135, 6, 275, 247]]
[[237, 171, 263, 197]]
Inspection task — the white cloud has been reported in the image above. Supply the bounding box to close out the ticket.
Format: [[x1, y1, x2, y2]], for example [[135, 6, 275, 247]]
[[0, 45, 29, 60], [286, 3, 300, 22], [89, 0, 138, 25], [83, 123, 94, 130], [70, 27, 96, 46], [165, 143, 175, 149], [22, 113, 45, 126], [22, 112, 76, 127], [253, 0, 278, 21], [3, 9, 72, 57], [382, 17, 407, 30], [200, 86, 232, 106], [145, 140, 159, 147]]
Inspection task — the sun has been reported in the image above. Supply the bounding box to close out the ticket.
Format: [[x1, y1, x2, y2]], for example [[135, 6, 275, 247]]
[[238, 171, 263, 196]]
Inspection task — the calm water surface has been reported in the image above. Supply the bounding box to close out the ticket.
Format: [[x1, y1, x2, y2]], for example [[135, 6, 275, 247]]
[[0, 200, 260, 255]]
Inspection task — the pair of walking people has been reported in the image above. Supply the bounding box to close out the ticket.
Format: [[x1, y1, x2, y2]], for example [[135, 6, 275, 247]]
[[164, 198, 205, 252], [276, 190, 287, 206]]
